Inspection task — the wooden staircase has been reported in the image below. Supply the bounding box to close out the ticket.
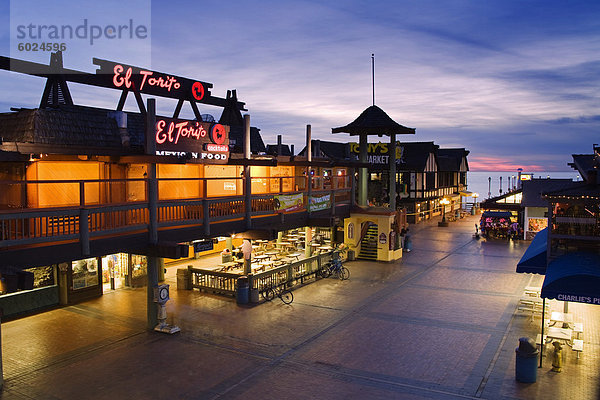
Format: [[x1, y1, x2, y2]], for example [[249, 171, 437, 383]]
[[358, 224, 378, 260]]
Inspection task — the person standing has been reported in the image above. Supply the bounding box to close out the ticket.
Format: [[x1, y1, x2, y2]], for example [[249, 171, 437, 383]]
[[403, 228, 412, 252], [241, 239, 253, 274]]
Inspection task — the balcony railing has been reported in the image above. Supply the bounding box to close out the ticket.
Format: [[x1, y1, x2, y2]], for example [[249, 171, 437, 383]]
[[552, 215, 600, 238], [0, 176, 352, 251]]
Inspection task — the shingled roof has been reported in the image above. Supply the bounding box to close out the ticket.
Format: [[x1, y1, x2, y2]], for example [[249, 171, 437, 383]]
[[297, 140, 351, 160], [0, 104, 269, 155], [0, 105, 146, 153], [265, 144, 292, 157], [437, 148, 470, 172], [332, 105, 415, 136], [227, 126, 266, 154], [397, 142, 438, 171], [542, 182, 600, 200]]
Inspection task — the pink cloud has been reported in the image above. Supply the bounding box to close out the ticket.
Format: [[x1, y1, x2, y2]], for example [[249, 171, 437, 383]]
[[469, 156, 545, 172]]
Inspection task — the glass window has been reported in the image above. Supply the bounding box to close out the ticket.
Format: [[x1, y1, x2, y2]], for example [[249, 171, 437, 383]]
[[72, 258, 99, 290], [25, 266, 55, 288], [131, 255, 147, 279]]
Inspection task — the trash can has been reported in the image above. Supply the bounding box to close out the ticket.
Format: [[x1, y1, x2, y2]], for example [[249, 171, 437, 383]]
[[347, 250, 356, 261], [176, 268, 191, 290], [515, 337, 539, 383], [236, 276, 249, 304]]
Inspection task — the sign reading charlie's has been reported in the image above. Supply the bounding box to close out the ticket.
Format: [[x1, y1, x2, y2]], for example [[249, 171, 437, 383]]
[[93, 58, 213, 102], [155, 117, 229, 163]]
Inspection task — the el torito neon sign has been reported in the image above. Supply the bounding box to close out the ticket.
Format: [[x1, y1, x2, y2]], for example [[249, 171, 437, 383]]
[[94, 58, 211, 102], [155, 117, 229, 162]]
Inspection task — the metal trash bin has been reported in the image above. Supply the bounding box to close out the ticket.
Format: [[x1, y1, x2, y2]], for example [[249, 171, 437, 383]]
[[347, 250, 356, 261], [176, 268, 191, 290], [515, 337, 539, 383], [236, 276, 249, 304]]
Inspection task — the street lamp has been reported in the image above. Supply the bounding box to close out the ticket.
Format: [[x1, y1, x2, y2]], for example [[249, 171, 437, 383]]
[[472, 192, 479, 214], [439, 197, 450, 227]]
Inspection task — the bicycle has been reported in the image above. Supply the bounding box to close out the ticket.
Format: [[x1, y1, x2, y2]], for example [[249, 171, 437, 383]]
[[262, 282, 294, 304], [319, 252, 350, 280]]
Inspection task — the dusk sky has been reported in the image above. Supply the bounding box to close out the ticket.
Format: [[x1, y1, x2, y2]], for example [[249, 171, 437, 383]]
[[1, 0, 599, 171]]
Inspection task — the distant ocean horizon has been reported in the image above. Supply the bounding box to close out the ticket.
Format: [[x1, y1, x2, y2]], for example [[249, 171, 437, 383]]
[[467, 171, 581, 202]]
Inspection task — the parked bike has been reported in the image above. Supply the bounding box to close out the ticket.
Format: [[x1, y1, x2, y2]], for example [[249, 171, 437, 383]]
[[262, 282, 294, 304], [319, 252, 350, 280]]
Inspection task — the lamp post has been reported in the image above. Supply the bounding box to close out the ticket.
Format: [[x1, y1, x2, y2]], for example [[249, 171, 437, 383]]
[[472, 192, 479, 214], [438, 197, 450, 227]]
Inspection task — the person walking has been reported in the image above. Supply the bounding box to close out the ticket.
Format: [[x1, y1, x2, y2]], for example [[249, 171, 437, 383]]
[[403, 228, 412, 252]]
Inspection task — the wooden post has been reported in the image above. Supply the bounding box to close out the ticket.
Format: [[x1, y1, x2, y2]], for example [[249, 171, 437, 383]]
[[389, 133, 396, 210], [359, 134, 368, 206], [244, 114, 252, 230], [79, 181, 90, 256], [306, 125, 312, 215], [146, 98, 158, 330]]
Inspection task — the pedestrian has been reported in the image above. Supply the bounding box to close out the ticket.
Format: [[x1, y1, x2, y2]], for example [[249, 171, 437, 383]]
[[241, 239, 252, 274], [400, 226, 407, 248], [403, 228, 412, 252]]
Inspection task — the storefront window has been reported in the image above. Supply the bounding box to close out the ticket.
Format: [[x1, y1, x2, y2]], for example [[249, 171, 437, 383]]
[[25, 266, 55, 288], [131, 255, 147, 280], [72, 258, 99, 290]]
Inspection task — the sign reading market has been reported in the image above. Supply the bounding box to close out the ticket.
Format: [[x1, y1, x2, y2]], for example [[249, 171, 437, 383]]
[[155, 117, 229, 163], [349, 142, 404, 167], [93, 58, 213, 102]]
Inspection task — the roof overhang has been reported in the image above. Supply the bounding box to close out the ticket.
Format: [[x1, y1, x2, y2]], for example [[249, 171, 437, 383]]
[[516, 228, 547, 274], [541, 252, 600, 304]]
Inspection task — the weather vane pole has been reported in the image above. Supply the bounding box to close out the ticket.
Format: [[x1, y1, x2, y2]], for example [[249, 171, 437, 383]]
[[371, 53, 375, 106]]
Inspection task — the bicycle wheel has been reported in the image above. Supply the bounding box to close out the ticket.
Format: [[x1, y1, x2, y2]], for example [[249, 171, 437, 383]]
[[280, 289, 294, 304], [264, 287, 276, 301], [339, 266, 350, 280], [319, 264, 331, 278]]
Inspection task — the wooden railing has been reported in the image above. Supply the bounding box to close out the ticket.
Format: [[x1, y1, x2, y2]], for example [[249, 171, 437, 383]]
[[187, 252, 333, 297], [0, 177, 352, 251], [188, 267, 239, 296]]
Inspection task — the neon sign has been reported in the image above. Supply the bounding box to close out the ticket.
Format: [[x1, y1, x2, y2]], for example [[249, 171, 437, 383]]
[[155, 117, 229, 163], [94, 58, 212, 102]]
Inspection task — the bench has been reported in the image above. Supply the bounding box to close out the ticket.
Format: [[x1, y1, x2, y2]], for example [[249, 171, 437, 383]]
[[572, 339, 583, 358], [573, 322, 583, 339], [535, 334, 547, 346]]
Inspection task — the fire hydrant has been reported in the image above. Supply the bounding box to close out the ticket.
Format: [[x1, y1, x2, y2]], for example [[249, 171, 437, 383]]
[[551, 341, 563, 372]]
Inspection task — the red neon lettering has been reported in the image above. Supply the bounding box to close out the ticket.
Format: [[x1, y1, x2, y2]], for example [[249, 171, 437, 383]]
[[113, 64, 132, 89], [174, 122, 189, 144], [155, 120, 167, 144], [155, 119, 209, 145], [139, 70, 180, 92], [167, 122, 176, 143], [140, 70, 152, 91]]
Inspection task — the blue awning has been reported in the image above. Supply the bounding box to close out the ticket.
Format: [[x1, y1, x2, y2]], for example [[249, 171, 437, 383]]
[[541, 252, 600, 304], [516, 228, 547, 274]]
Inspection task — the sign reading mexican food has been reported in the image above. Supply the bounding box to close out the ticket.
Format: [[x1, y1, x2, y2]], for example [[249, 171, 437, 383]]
[[155, 117, 229, 163]]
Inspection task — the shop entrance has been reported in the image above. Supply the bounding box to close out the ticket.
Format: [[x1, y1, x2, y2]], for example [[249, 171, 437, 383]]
[[101, 254, 128, 292]]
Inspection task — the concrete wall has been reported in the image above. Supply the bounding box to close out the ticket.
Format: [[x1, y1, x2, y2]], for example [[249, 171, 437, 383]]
[[0, 286, 59, 319]]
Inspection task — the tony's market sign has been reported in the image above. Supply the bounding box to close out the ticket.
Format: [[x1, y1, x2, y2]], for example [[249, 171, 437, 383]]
[[349, 142, 404, 165]]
